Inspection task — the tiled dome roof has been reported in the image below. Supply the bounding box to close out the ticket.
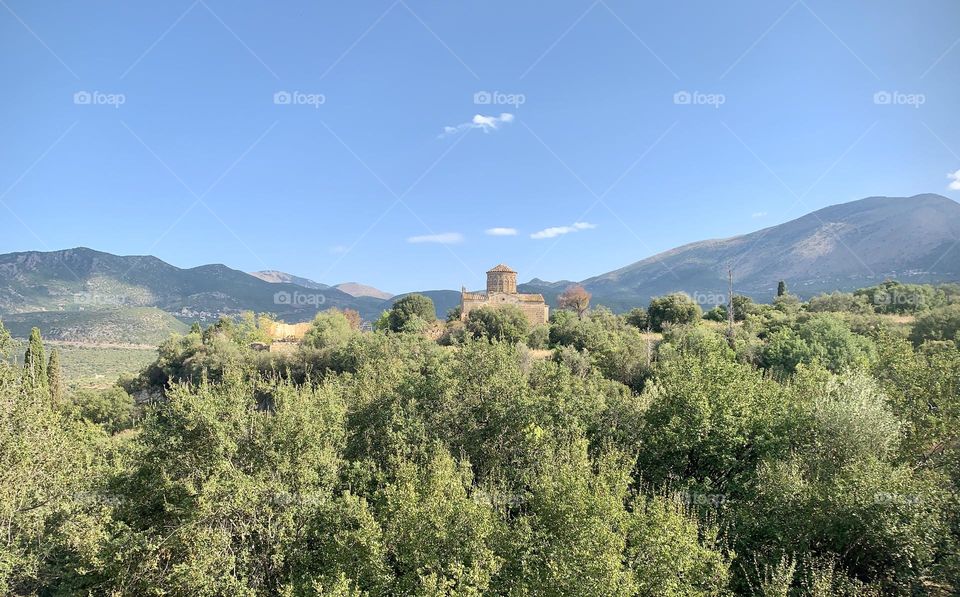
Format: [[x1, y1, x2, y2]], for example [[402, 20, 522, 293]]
[[487, 264, 516, 273]]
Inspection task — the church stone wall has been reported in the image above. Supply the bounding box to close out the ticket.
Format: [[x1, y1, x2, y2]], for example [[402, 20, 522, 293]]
[[460, 290, 549, 326]]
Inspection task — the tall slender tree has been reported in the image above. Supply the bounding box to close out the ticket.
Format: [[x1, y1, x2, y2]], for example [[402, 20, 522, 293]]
[[777, 280, 787, 297], [47, 348, 63, 404], [23, 327, 48, 392], [0, 318, 10, 360]]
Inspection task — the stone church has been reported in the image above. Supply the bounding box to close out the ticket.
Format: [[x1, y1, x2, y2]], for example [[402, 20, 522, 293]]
[[460, 264, 549, 325]]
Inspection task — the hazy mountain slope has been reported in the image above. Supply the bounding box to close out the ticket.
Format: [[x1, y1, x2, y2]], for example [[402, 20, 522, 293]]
[[250, 270, 329, 290], [580, 194, 960, 308], [335, 282, 393, 300], [0, 248, 386, 321]]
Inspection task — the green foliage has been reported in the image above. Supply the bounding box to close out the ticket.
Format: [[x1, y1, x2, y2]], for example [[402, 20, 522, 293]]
[[626, 493, 730, 595], [736, 370, 949, 594], [761, 315, 876, 375], [67, 386, 137, 434], [302, 308, 359, 350], [8, 280, 960, 595], [761, 327, 813, 375], [910, 303, 960, 344], [385, 294, 437, 332], [0, 369, 109, 595], [704, 305, 726, 322], [377, 449, 504, 593], [855, 280, 946, 314], [549, 307, 651, 390], [798, 314, 876, 372], [233, 310, 274, 345], [23, 327, 47, 393], [624, 307, 649, 329], [0, 319, 11, 360], [107, 377, 352, 594], [526, 323, 550, 349], [703, 295, 755, 323], [777, 280, 787, 297], [445, 304, 462, 322], [648, 293, 702, 332], [773, 292, 802, 315], [465, 305, 530, 343], [637, 346, 783, 498], [47, 348, 63, 404], [807, 291, 874, 314]]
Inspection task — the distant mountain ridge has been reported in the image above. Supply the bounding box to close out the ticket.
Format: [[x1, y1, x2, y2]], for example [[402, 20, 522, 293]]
[[0, 248, 386, 330], [562, 193, 960, 309], [250, 270, 329, 290], [334, 282, 393, 300], [2, 194, 958, 342]]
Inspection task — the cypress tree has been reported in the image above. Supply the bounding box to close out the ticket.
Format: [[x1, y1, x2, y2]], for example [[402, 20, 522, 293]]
[[23, 327, 48, 391], [47, 348, 63, 404], [0, 318, 10, 360], [777, 280, 787, 297]]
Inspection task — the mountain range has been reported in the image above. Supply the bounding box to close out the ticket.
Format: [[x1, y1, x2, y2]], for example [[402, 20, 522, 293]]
[[527, 193, 960, 310], [1, 194, 958, 342]]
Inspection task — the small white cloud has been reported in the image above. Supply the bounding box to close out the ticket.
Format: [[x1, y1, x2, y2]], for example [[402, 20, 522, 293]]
[[440, 113, 514, 137], [329, 245, 348, 254], [407, 232, 464, 244], [948, 169, 960, 190], [751, 211, 768, 218], [485, 227, 518, 236], [530, 222, 597, 240]]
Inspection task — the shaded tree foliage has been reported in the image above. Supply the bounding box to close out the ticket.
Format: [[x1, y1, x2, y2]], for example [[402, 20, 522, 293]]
[[647, 293, 702, 332]]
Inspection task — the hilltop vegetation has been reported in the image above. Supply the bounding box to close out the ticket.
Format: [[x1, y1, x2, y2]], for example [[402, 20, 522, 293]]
[[2, 279, 960, 595], [1, 307, 188, 345]]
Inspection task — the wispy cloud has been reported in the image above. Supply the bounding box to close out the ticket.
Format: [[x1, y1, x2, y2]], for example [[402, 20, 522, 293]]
[[407, 232, 464, 244], [530, 222, 596, 240], [751, 211, 768, 218], [485, 227, 518, 236], [329, 245, 348, 254], [949, 169, 960, 191], [441, 113, 514, 137]]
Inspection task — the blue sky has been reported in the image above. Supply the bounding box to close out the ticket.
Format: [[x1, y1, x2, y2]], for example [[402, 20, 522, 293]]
[[2, 0, 959, 293]]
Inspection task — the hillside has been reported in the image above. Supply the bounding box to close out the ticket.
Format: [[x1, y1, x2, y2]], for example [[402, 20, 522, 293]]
[[572, 194, 960, 309], [250, 270, 329, 290], [1, 307, 188, 345], [335, 282, 393, 300], [0, 248, 385, 322]]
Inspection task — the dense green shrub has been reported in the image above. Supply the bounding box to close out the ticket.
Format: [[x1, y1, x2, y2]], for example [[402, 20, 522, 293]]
[[6, 283, 960, 594], [465, 305, 530, 343], [647, 293, 702, 332]]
